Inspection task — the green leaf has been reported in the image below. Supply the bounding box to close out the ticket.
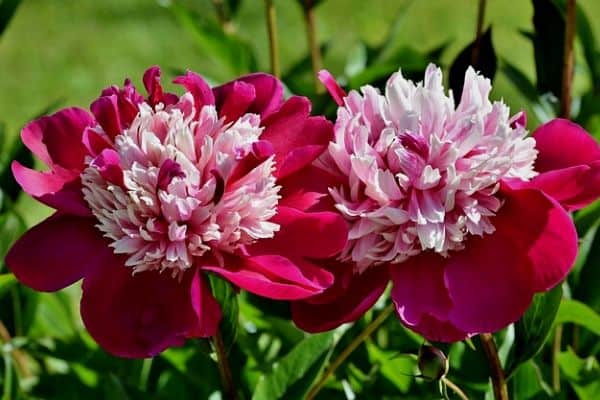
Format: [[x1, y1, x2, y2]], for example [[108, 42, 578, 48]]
[[167, 2, 256, 79], [501, 59, 539, 102], [28, 287, 81, 339], [531, 0, 565, 98], [558, 348, 600, 399], [0, 274, 16, 299], [449, 28, 497, 102], [0, 0, 21, 37], [366, 341, 414, 392], [575, 4, 600, 91], [252, 332, 334, 400], [506, 284, 563, 376], [510, 360, 552, 399], [0, 210, 26, 267], [575, 200, 600, 236], [554, 299, 600, 336], [208, 274, 239, 352], [102, 373, 130, 400]]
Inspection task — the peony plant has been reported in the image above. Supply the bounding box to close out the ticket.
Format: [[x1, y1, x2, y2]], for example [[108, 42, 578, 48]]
[[291, 65, 600, 341], [6, 67, 347, 358]]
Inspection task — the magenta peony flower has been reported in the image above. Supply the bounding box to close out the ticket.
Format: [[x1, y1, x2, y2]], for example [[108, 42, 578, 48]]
[[292, 65, 600, 341], [6, 66, 347, 357]]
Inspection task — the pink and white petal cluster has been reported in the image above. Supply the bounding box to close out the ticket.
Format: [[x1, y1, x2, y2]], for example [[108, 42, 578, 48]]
[[6, 67, 347, 358], [327, 64, 537, 270], [82, 96, 280, 277], [292, 64, 600, 342]]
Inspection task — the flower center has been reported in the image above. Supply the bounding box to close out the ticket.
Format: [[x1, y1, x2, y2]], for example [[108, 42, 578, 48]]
[[327, 65, 538, 271], [81, 94, 281, 277]]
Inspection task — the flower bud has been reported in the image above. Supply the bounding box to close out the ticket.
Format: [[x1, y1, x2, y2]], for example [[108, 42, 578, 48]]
[[418, 344, 449, 381]]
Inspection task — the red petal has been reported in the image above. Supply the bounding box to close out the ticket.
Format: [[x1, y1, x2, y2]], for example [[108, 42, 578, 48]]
[[81, 256, 202, 358], [173, 71, 215, 112], [278, 165, 340, 212], [292, 263, 388, 332], [390, 252, 468, 342], [318, 70, 346, 106], [203, 255, 333, 300], [186, 271, 222, 338], [533, 118, 600, 172], [390, 253, 453, 327], [143, 66, 178, 107], [262, 98, 332, 178], [214, 73, 283, 118], [21, 107, 94, 171], [511, 161, 600, 211], [248, 206, 348, 259], [445, 187, 576, 334], [215, 80, 256, 123], [90, 95, 122, 139], [12, 161, 91, 216], [6, 214, 104, 291]]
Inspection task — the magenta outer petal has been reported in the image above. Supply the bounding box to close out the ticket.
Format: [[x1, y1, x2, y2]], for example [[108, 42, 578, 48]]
[[248, 206, 348, 259], [81, 252, 203, 358], [498, 187, 578, 292], [187, 272, 222, 338], [533, 118, 600, 172], [509, 161, 600, 211], [173, 71, 215, 112], [390, 253, 468, 342], [389, 187, 577, 341], [390, 253, 453, 326], [12, 162, 91, 216], [214, 73, 283, 119], [446, 187, 576, 333], [292, 264, 388, 332], [203, 255, 333, 300], [21, 107, 94, 171], [6, 214, 104, 292]]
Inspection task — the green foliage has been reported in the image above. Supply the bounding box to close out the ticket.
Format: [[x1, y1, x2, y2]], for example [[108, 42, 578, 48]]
[[252, 332, 334, 400], [506, 284, 563, 377]]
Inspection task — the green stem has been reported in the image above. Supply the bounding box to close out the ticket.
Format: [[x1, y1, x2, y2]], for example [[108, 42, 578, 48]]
[[560, 0, 576, 118], [302, 0, 324, 94], [264, 0, 280, 77], [306, 304, 394, 400], [10, 287, 22, 337], [480, 333, 508, 400], [213, 331, 236, 400], [552, 325, 563, 392], [2, 353, 12, 400], [210, 0, 235, 33], [443, 377, 470, 400], [139, 358, 153, 391]]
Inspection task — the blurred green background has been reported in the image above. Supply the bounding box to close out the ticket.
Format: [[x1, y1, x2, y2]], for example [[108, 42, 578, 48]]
[[1, 0, 583, 224], [3, 0, 600, 226]]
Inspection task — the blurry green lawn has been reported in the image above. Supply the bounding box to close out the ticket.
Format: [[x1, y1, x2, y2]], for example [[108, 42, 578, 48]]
[[1, 0, 600, 225]]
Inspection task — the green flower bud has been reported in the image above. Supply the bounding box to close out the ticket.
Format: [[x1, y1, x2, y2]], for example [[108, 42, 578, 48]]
[[418, 344, 449, 381]]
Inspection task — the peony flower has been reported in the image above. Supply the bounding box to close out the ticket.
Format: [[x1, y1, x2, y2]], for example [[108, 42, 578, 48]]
[[291, 65, 600, 341], [6, 66, 347, 357]]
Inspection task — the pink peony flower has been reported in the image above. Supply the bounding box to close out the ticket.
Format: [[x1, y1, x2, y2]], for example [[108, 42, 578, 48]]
[[292, 65, 600, 341], [6, 66, 347, 357]]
